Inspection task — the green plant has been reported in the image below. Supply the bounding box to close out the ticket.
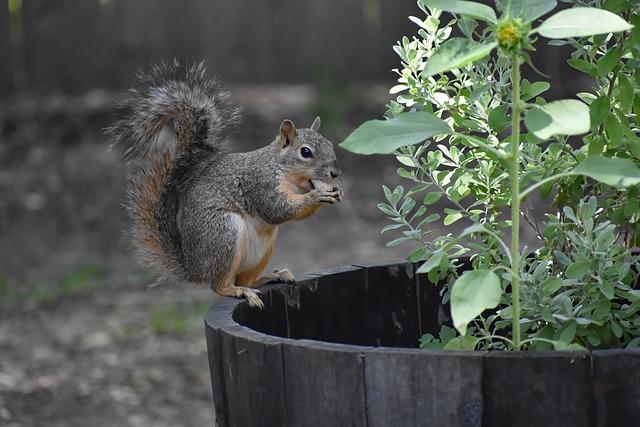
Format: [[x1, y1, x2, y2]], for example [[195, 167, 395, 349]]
[[148, 302, 209, 335], [558, 0, 640, 246], [342, 0, 640, 351], [527, 197, 640, 349], [0, 265, 107, 310], [149, 304, 189, 334]]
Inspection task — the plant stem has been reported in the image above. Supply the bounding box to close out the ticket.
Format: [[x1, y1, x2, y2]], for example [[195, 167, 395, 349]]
[[510, 52, 521, 350]]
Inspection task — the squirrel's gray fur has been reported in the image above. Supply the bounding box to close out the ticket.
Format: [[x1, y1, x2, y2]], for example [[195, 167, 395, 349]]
[[108, 60, 242, 283], [108, 60, 342, 305]]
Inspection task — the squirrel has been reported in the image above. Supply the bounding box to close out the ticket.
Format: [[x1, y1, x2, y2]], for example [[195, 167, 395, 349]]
[[108, 61, 343, 308]]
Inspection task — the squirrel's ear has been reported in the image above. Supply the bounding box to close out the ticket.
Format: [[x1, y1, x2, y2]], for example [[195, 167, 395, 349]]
[[310, 116, 321, 131], [279, 119, 297, 148]]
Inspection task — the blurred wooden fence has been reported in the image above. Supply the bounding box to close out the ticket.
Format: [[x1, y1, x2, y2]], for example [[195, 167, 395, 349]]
[[0, 0, 420, 96]]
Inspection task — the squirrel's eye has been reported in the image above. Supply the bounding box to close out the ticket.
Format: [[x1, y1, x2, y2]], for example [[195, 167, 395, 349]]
[[300, 146, 313, 159]]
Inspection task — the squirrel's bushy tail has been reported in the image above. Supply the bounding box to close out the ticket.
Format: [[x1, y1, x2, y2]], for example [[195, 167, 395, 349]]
[[108, 60, 241, 282]]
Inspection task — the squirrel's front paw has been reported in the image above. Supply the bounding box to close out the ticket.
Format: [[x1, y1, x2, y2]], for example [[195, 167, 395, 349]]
[[309, 187, 343, 204], [241, 288, 264, 309]]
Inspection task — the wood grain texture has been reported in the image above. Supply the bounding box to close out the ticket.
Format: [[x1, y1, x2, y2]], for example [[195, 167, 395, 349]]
[[283, 340, 372, 427], [593, 349, 640, 427], [358, 262, 420, 347], [482, 351, 593, 427], [365, 348, 483, 427], [204, 299, 238, 427], [286, 265, 368, 344], [220, 326, 287, 427], [204, 263, 640, 427], [205, 324, 228, 427]]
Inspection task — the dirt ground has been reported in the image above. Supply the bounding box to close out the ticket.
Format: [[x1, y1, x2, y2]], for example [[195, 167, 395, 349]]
[[0, 84, 414, 426]]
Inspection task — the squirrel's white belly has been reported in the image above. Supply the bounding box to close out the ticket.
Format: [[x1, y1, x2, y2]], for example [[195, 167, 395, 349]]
[[232, 213, 278, 273]]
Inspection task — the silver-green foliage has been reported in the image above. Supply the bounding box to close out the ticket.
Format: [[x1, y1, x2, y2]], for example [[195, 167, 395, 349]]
[[526, 197, 640, 349], [343, 0, 640, 351]]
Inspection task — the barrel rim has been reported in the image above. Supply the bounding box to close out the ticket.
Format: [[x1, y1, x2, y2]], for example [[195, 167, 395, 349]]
[[204, 260, 640, 358]]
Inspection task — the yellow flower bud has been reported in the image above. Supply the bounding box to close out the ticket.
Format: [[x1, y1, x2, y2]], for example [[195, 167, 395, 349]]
[[495, 18, 529, 53]]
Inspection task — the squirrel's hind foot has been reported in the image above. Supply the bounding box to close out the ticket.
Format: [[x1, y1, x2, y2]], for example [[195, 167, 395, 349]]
[[247, 268, 296, 287], [217, 285, 265, 309], [271, 268, 296, 284]]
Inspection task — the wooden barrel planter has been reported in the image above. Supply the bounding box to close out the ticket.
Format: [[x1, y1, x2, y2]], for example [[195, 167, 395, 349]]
[[204, 261, 640, 427]]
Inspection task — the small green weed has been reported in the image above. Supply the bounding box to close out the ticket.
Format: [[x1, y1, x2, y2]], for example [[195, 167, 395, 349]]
[[0, 264, 106, 310], [148, 302, 208, 335]]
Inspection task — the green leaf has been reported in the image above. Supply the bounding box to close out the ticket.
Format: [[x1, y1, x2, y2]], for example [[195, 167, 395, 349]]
[[438, 325, 457, 343], [444, 212, 464, 225], [423, 192, 443, 205], [554, 250, 572, 266], [451, 269, 502, 335], [423, 0, 498, 23], [632, 93, 640, 118], [420, 325, 457, 349], [632, 14, 640, 45], [541, 277, 563, 294], [377, 203, 396, 216], [603, 0, 630, 14], [599, 280, 615, 299], [566, 261, 590, 279], [571, 157, 640, 188], [453, 133, 509, 166], [409, 247, 427, 263], [381, 223, 404, 233], [418, 213, 441, 227], [589, 96, 610, 128], [411, 205, 427, 222], [386, 236, 413, 247], [423, 38, 497, 77], [567, 58, 596, 75], [593, 299, 611, 320], [586, 331, 601, 347], [562, 206, 577, 223], [624, 197, 639, 217], [383, 185, 392, 202], [610, 320, 623, 338], [397, 167, 413, 179], [605, 115, 623, 146], [618, 74, 634, 111], [416, 250, 445, 274], [588, 136, 606, 156], [340, 112, 452, 155], [405, 183, 428, 198], [488, 105, 510, 132], [419, 333, 441, 349], [443, 335, 480, 351], [459, 223, 488, 238], [495, 0, 557, 21], [537, 7, 633, 39], [400, 197, 416, 214], [627, 337, 640, 349], [522, 81, 551, 101], [559, 321, 577, 343], [524, 100, 590, 140], [551, 340, 586, 351], [396, 155, 415, 167], [597, 47, 621, 76]]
